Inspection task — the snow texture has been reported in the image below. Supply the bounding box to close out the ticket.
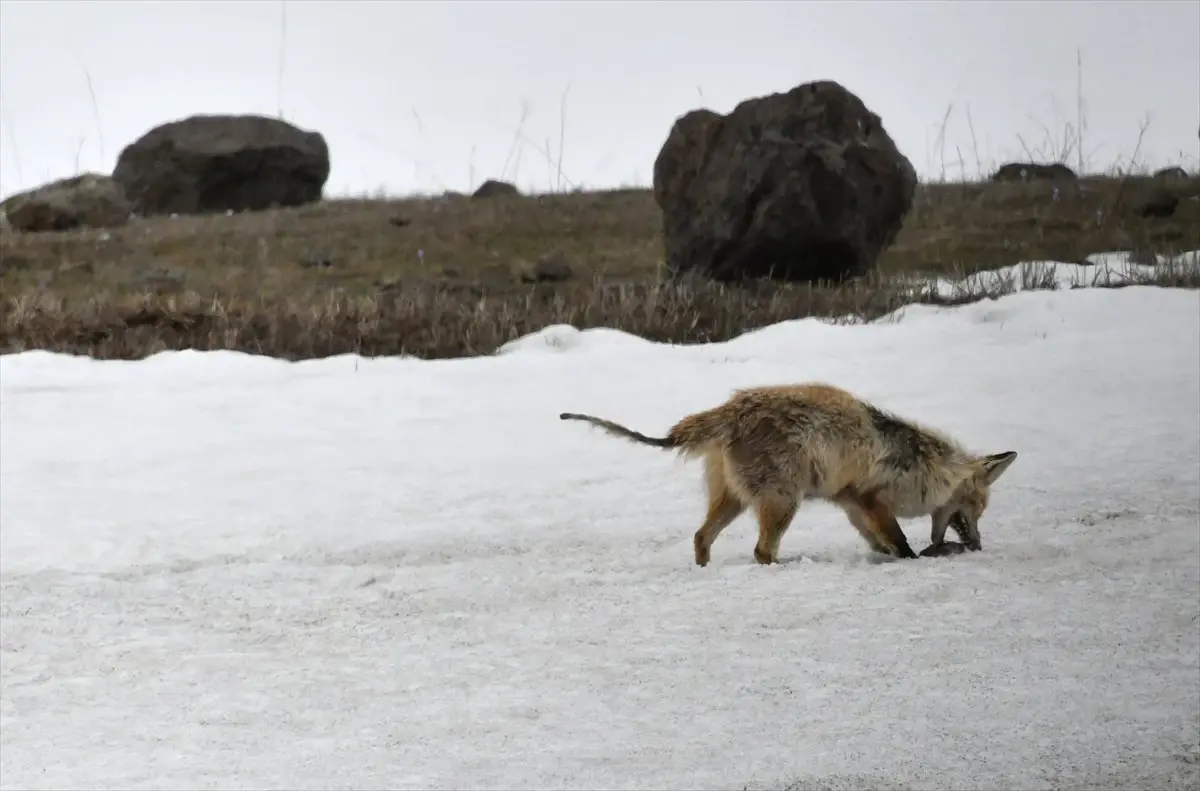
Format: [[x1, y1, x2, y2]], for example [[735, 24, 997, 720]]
[[2, 259, 1199, 790]]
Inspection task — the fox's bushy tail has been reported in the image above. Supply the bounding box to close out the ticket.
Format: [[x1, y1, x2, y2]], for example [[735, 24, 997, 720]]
[[559, 405, 729, 457]]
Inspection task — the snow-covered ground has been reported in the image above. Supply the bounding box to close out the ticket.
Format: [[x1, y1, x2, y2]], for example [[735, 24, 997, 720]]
[[908, 250, 1200, 303], [2, 261, 1199, 791]]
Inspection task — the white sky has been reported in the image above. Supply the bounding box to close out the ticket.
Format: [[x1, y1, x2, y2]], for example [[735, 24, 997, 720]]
[[1, 0, 1197, 200]]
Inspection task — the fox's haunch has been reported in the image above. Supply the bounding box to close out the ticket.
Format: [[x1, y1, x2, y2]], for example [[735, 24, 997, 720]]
[[559, 412, 677, 448]]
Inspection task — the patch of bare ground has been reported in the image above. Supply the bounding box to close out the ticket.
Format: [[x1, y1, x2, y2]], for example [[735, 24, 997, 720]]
[[1, 175, 1197, 361]]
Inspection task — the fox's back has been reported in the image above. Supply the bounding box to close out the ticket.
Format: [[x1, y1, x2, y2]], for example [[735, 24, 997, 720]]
[[724, 383, 883, 446], [715, 384, 972, 511]]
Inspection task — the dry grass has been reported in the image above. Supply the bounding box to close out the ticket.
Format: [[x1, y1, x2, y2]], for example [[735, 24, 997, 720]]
[[2, 174, 1198, 361]]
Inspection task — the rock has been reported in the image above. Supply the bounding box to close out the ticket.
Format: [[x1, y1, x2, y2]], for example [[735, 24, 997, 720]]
[[1133, 188, 1179, 219], [1127, 246, 1160, 267], [112, 114, 330, 216], [472, 179, 520, 199], [652, 80, 917, 284], [521, 251, 574, 283], [919, 541, 968, 558], [130, 265, 187, 291], [990, 162, 1077, 182], [58, 260, 94, 276], [1153, 166, 1189, 181], [0, 252, 32, 276], [300, 254, 334, 269], [0, 173, 131, 232]]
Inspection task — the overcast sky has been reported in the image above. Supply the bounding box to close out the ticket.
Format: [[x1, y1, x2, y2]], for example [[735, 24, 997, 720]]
[[1, 0, 1196, 201]]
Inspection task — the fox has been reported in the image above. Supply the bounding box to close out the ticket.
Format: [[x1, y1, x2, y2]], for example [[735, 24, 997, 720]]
[[559, 383, 1018, 567]]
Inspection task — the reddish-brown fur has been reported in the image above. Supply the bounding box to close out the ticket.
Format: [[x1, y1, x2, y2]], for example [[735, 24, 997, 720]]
[[561, 383, 1018, 566]]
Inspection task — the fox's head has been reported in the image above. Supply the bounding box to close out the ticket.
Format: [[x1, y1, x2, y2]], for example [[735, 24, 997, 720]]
[[932, 451, 1018, 551]]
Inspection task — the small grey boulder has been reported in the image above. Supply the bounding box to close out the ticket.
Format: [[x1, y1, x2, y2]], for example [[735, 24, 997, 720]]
[[0, 173, 131, 232]]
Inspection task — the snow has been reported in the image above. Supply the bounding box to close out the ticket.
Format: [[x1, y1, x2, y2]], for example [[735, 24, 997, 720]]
[[2, 260, 1199, 790]]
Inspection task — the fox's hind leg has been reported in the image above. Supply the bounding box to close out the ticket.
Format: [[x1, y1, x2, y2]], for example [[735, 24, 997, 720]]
[[752, 495, 800, 565], [693, 452, 746, 567]]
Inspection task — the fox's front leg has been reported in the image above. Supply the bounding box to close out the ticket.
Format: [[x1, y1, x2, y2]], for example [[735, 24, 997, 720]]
[[929, 506, 953, 547], [929, 507, 979, 552], [855, 492, 918, 560], [837, 499, 894, 556]]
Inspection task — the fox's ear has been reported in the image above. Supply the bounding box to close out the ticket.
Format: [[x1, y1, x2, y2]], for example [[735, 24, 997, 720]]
[[978, 451, 1018, 485]]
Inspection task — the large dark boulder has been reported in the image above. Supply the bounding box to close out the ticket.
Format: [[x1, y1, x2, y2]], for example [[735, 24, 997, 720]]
[[652, 80, 917, 284], [112, 114, 330, 216], [1152, 166, 1189, 181], [0, 173, 131, 232], [990, 162, 1077, 182], [472, 179, 520, 199]]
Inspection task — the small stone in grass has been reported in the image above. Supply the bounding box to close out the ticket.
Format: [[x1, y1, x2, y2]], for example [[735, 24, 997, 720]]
[[919, 541, 968, 558]]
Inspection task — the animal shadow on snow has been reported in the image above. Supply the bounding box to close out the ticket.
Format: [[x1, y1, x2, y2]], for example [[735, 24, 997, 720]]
[[715, 547, 902, 568]]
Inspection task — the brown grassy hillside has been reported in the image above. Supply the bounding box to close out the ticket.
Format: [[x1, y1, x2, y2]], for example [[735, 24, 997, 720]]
[[2, 174, 1197, 360]]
